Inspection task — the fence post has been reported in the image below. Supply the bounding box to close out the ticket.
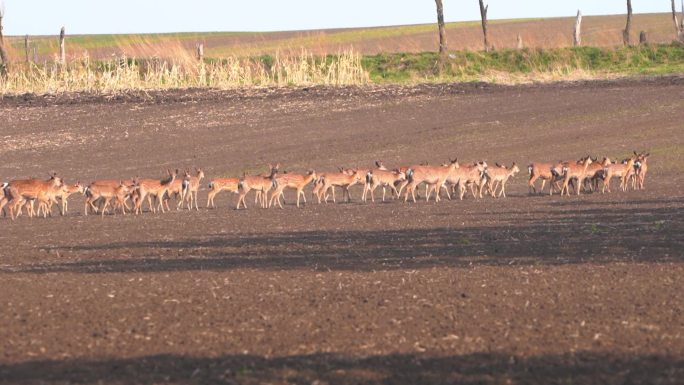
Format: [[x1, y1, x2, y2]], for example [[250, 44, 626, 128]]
[[196, 43, 204, 61], [573, 10, 582, 47], [59, 26, 66, 64], [25, 34, 30, 63]]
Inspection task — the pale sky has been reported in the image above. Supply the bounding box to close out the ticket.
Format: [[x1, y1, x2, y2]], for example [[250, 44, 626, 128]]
[[0, 0, 675, 36]]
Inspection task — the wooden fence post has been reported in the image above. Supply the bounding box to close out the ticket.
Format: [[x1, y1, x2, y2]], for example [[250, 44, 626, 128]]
[[639, 31, 647, 44], [24, 34, 30, 63], [196, 43, 204, 61], [516, 34, 523, 49], [435, 0, 447, 56], [59, 26, 66, 64], [478, 0, 489, 52], [623, 0, 632, 46], [673, 0, 684, 42], [0, 12, 9, 73], [573, 10, 582, 47]]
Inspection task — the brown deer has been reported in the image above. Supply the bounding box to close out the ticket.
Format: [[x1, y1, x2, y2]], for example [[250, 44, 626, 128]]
[[88, 179, 137, 212], [363, 169, 406, 202], [601, 156, 635, 193], [162, 176, 186, 211], [560, 156, 593, 196], [252, 164, 279, 205], [485, 163, 520, 198], [206, 177, 241, 209], [403, 159, 459, 203], [583, 157, 612, 193], [269, 170, 317, 208], [455, 161, 488, 200], [34, 180, 68, 218], [0, 183, 9, 217], [5, 173, 63, 220], [528, 162, 566, 195], [182, 168, 205, 210], [84, 181, 132, 217], [318, 169, 364, 203], [54, 181, 85, 215], [135, 170, 177, 214], [237, 167, 278, 209], [634, 152, 649, 190]]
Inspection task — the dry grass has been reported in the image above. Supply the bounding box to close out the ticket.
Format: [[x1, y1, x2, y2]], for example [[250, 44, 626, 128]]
[[0, 47, 369, 94]]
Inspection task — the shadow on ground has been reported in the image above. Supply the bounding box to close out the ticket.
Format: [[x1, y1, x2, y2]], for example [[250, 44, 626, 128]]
[[1, 351, 681, 385], [3, 204, 682, 274]]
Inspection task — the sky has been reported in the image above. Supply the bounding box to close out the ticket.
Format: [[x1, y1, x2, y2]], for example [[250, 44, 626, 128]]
[[0, 0, 676, 36]]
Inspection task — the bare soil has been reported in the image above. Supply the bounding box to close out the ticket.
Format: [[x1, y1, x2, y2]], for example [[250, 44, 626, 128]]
[[0, 77, 683, 384]]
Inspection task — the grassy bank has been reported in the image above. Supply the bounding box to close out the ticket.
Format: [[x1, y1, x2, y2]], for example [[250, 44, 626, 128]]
[[363, 43, 684, 83], [0, 44, 682, 94]]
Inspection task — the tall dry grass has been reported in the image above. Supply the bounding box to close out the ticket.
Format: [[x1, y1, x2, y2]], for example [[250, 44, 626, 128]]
[[0, 43, 369, 94]]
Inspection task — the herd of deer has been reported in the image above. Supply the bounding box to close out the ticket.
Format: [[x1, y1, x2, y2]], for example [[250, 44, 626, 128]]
[[0, 151, 649, 220]]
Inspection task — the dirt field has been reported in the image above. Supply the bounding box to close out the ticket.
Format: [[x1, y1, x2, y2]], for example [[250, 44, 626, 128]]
[[7, 13, 678, 59], [1, 77, 683, 384]]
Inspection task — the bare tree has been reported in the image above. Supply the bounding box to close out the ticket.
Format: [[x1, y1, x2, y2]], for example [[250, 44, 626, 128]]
[[435, 0, 447, 55], [573, 10, 583, 47], [478, 0, 490, 52], [623, 0, 633, 45], [0, 0, 9, 73]]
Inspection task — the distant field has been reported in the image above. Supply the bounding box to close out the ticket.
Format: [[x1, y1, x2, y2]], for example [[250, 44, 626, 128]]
[[4, 13, 680, 60]]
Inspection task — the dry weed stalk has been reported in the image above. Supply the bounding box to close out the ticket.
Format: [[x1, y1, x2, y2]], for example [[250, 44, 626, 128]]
[[0, 48, 368, 94]]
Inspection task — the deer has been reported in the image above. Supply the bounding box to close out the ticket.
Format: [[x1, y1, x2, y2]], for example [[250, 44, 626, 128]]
[[560, 156, 594, 196], [268, 170, 317, 208], [634, 152, 649, 190], [206, 177, 241, 209], [601, 156, 635, 193], [310, 170, 342, 203], [181, 168, 205, 210], [37, 181, 84, 218], [237, 167, 278, 209], [0, 183, 9, 217], [33, 180, 68, 219], [582, 157, 612, 193], [484, 163, 520, 198], [5, 173, 63, 220], [84, 181, 132, 217], [162, 175, 186, 212], [318, 169, 364, 203], [134, 170, 177, 214], [454, 161, 488, 200], [403, 159, 459, 203], [528, 161, 567, 195], [251, 164, 279, 205], [87, 179, 137, 213], [363, 168, 406, 202], [56, 181, 85, 215]]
